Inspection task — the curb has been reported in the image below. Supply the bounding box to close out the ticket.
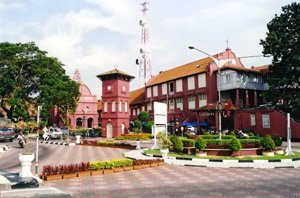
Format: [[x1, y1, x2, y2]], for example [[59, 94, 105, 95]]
[[40, 141, 76, 146], [137, 151, 300, 169]]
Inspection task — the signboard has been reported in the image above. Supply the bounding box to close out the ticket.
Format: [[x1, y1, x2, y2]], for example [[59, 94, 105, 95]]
[[154, 102, 167, 125]]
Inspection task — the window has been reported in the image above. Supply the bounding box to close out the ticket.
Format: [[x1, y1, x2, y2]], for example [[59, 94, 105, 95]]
[[125, 101, 128, 113], [112, 101, 116, 112], [188, 95, 195, 109], [225, 74, 231, 83], [169, 82, 174, 93], [133, 109, 136, 116], [142, 106, 145, 111], [176, 98, 183, 110], [162, 83, 167, 95], [107, 85, 112, 91], [199, 93, 207, 107], [104, 101, 108, 112], [119, 101, 122, 112], [188, 76, 195, 90], [250, 114, 256, 126], [147, 102, 152, 111], [198, 74, 206, 88], [176, 79, 183, 92], [169, 99, 175, 112], [122, 86, 126, 92], [262, 114, 270, 128], [153, 86, 158, 97], [137, 108, 140, 115], [147, 87, 151, 98]]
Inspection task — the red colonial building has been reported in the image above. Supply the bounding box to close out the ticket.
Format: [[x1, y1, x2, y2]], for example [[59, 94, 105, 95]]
[[129, 48, 300, 139], [97, 69, 134, 138]]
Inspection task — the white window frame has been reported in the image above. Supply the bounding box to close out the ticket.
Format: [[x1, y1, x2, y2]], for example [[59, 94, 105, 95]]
[[147, 102, 152, 111], [188, 76, 195, 90], [162, 83, 167, 95], [147, 87, 152, 98], [176, 79, 183, 92], [176, 98, 183, 110], [198, 74, 206, 88], [169, 81, 174, 95], [188, 95, 195, 109], [199, 93, 207, 107], [153, 85, 158, 97], [169, 99, 175, 112], [262, 114, 270, 128], [250, 114, 256, 126]]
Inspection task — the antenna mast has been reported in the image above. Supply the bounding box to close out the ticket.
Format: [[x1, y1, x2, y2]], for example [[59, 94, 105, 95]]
[[137, 1, 152, 85]]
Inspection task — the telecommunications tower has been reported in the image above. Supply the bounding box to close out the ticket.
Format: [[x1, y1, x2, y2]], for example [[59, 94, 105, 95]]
[[136, 1, 152, 85]]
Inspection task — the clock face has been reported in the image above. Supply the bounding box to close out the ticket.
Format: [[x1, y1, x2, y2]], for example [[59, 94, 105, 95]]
[[107, 85, 112, 91]]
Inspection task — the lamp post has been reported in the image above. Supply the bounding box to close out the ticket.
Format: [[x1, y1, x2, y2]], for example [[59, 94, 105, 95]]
[[188, 46, 235, 140], [35, 105, 42, 176]]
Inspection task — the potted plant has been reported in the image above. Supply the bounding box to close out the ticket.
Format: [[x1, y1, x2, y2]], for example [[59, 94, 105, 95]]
[[157, 131, 171, 158], [230, 137, 242, 156], [272, 134, 284, 154], [261, 135, 275, 157], [195, 136, 207, 157]]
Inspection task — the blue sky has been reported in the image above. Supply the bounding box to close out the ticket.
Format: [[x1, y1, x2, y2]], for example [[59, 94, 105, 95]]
[[0, 0, 296, 98]]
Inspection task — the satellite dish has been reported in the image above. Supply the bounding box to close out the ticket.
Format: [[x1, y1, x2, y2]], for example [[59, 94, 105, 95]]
[[136, 59, 139, 65]]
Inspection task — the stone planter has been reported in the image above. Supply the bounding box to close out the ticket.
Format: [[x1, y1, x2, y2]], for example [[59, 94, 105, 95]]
[[91, 169, 103, 176], [123, 166, 134, 171], [77, 171, 92, 177], [196, 151, 207, 157], [158, 161, 166, 166], [262, 151, 275, 157], [142, 164, 151, 168], [114, 167, 124, 173], [160, 148, 169, 159], [275, 149, 285, 155], [133, 165, 144, 170], [43, 174, 63, 181], [63, 173, 78, 179], [103, 169, 114, 174], [150, 162, 159, 167], [19, 153, 35, 178]]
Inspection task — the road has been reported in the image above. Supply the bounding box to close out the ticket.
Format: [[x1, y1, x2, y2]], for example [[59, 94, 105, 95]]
[[0, 138, 128, 174]]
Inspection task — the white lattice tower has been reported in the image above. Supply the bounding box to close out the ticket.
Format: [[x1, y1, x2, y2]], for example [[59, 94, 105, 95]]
[[138, 1, 152, 84]]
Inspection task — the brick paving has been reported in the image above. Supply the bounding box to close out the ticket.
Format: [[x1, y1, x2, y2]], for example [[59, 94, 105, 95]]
[[44, 165, 300, 198]]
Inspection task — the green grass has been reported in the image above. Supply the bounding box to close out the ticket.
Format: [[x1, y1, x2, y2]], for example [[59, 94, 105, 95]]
[[144, 149, 300, 160]]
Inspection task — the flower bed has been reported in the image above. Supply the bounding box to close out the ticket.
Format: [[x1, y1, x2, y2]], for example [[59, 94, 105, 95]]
[[40, 158, 165, 181], [80, 140, 136, 149], [114, 133, 152, 140]]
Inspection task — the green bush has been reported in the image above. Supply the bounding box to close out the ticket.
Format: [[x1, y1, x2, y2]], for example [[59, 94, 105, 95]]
[[238, 139, 261, 145], [134, 120, 142, 130], [231, 138, 242, 151], [272, 134, 283, 148], [172, 136, 183, 153], [200, 135, 235, 140], [195, 136, 207, 151], [261, 135, 275, 151], [157, 131, 171, 149], [138, 111, 149, 122], [205, 139, 231, 144], [228, 131, 236, 137], [203, 132, 211, 135], [144, 121, 154, 133], [96, 141, 116, 146], [249, 132, 255, 137], [180, 138, 195, 147]]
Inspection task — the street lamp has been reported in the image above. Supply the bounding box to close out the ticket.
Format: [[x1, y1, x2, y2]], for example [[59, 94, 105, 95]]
[[188, 46, 235, 140]]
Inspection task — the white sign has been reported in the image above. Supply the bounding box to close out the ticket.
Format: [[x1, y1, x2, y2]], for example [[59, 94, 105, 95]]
[[154, 102, 167, 125]]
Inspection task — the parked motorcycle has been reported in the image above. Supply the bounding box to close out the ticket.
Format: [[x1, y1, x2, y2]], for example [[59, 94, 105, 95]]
[[17, 133, 27, 148], [43, 132, 50, 141]]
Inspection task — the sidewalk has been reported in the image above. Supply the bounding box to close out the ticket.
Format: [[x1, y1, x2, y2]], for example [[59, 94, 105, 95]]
[[124, 149, 300, 168]]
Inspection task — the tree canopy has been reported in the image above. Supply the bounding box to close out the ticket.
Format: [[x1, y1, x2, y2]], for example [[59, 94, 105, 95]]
[[260, 2, 300, 120], [0, 42, 80, 123]]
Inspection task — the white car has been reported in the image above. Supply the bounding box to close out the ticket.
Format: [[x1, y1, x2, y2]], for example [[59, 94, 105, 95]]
[[48, 128, 63, 139]]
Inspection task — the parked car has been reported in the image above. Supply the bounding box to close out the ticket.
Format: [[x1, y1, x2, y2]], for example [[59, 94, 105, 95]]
[[0, 127, 15, 142], [48, 128, 63, 139]]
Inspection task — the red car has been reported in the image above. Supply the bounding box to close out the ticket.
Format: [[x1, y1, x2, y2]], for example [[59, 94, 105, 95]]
[[0, 127, 15, 142]]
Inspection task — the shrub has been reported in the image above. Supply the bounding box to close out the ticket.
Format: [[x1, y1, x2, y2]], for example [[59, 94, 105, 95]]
[[96, 141, 116, 146], [172, 136, 184, 153], [157, 131, 171, 149], [144, 121, 154, 133], [134, 120, 142, 130], [229, 130, 236, 137], [181, 138, 195, 147], [230, 138, 242, 151], [249, 132, 255, 137], [261, 135, 275, 151], [272, 134, 283, 148], [238, 139, 261, 145], [195, 136, 207, 151]]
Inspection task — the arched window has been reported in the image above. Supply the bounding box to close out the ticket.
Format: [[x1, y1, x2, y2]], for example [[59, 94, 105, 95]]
[[125, 101, 128, 112], [112, 101, 116, 112], [119, 101, 122, 112], [104, 101, 108, 112]]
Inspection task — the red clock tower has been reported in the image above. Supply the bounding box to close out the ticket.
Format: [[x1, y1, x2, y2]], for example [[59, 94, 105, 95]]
[[97, 69, 135, 138]]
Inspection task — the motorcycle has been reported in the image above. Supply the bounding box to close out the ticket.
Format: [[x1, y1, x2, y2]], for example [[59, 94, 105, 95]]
[[43, 132, 50, 141], [17, 133, 27, 148]]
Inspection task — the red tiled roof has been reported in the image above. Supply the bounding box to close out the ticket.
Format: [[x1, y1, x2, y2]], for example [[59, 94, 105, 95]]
[[129, 88, 145, 105], [146, 57, 212, 86]]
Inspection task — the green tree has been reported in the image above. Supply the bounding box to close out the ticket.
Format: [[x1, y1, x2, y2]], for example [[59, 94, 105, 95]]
[[260, 2, 300, 120], [0, 42, 80, 122], [138, 111, 149, 122]]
